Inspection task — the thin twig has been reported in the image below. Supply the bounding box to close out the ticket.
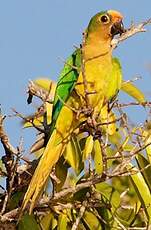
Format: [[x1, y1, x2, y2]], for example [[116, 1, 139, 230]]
[[115, 101, 151, 108], [27, 80, 54, 103], [111, 18, 151, 49], [11, 108, 45, 133], [97, 115, 123, 127], [71, 203, 86, 230], [58, 56, 79, 70], [0, 208, 19, 222], [81, 32, 91, 108], [0, 114, 18, 155]]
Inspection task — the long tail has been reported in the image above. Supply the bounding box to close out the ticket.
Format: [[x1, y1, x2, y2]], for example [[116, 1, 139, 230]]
[[21, 106, 74, 214]]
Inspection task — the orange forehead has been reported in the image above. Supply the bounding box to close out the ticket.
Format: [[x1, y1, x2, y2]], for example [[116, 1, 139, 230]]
[[107, 10, 123, 22]]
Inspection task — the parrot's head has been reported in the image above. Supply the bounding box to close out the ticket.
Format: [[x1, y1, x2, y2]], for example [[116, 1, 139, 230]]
[[86, 10, 125, 42]]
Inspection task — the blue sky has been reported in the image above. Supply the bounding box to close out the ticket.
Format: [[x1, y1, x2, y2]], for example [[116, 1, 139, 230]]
[[0, 0, 151, 154]]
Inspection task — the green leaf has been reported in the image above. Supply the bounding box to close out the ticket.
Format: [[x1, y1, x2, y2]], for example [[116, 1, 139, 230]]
[[93, 140, 103, 175], [96, 182, 120, 210], [40, 212, 53, 230], [55, 157, 68, 192], [18, 214, 40, 230], [23, 115, 43, 128], [24, 102, 53, 128], [108, 129, 122, 146], [82, 211, 102, 230], [121, 81, 145, 103], [46, 101, 53, 125], [136, 154, 151, 192], [64, 135, 83, 174], [57, 213, 68, 230], [82, 135, 94, 161], [34, 78, 56, 94], [8, 191, 23, 210], [142, 129, 151, 164], [0, 159, 6, 175], [73, 187, 90, 202], [129, 164, 151, 223], [96, 207, 110, 229]]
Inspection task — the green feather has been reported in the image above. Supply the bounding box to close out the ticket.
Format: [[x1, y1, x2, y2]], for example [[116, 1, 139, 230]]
[[50, 48, 81, 131]]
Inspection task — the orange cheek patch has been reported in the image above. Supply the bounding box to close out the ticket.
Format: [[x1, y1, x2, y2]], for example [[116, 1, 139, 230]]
[[107, 10, 123, 23]]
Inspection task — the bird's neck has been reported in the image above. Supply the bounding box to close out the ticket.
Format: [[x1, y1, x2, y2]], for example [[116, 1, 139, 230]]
[[84, 33, 112, 62]]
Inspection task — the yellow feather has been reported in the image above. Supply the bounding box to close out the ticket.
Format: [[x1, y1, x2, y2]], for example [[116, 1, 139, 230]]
[[21, 13, 123, 214], [21, 106, 74, 213]]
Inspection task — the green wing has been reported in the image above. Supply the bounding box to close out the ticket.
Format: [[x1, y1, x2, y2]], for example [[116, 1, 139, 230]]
[[51, 48, 81, 129], [50, 47, 145, 132]]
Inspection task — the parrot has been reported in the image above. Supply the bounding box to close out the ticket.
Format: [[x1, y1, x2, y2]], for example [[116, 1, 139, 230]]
[[21, 9, 125, 214]]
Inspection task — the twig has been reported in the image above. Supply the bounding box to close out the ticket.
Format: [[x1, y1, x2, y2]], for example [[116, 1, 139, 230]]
[[11, 108, 45, 133], [106, 141, 151, 160], [27, 80, 54, 103], [57, 94, 78, 114], [128, 228, 147, 230], [97, 115, 123, 127], [0, 114, 18, 155], [58, 56, 79, 70], [80, 32, 91, 108], [0, 194, 9, 216], [0, 208, 19, 222], [37, 173, 107, 206], [115, 101, 151, 108], [0, 148, 20, 215], [114, 216, 127, 230], [71, 203, 86, 230], [0, 114, 29, 163], [29, 167, 137, 210], [111, 18, 151, 49]]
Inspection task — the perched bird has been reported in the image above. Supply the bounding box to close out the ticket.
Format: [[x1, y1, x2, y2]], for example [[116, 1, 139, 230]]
[[21, 9, 125, 213]]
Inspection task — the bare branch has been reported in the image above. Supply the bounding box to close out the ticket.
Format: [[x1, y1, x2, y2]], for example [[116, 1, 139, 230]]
[[0, 114, 18, 155], [71, 203, 86, 230], [27, 80, 54, 103], [115, 101, 151, 108], [11, 108, 45, 133], [111, 18, 151, 49], [0, 208, 18, 222]]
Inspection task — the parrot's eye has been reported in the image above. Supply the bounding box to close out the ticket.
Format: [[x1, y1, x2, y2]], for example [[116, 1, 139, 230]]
[[100, 14, 110, 24]]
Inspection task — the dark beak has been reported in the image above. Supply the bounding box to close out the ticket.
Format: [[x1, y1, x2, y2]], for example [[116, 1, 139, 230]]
[[111, 21, 126, 36]]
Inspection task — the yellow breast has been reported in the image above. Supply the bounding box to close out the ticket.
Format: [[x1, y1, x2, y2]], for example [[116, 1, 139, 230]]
[[75, 57, 115, 108]]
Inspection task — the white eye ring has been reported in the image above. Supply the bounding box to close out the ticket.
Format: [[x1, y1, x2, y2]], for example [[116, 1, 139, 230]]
[[100, 14, 110, 24]]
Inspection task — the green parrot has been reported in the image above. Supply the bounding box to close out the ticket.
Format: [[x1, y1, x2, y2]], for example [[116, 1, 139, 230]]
[[21, 9, 125, 213]]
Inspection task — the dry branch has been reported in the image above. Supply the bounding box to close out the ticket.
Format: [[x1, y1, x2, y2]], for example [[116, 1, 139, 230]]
[[27, 80, 53, 103], [0, 114, 18, 155], [111, 17, 151, 49]]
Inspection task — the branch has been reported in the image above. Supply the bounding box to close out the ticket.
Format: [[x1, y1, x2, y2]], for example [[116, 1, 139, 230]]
[[114, 101, 151, 108], [0, 114, 18, 155], [71, 203, 86, 230], [11, 108, 45, 134], [27, 80, 53, 104], [0, 163, 147, 222], [42, 173, 107, 204], [111, 18, 151, 49], [0, 208, 18, 222]]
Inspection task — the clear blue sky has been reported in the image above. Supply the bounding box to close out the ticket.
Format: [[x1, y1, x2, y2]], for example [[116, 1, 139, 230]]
[[0, 0, 151, 154]]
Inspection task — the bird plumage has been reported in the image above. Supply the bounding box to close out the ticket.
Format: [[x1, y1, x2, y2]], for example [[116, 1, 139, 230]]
[[21, 9, 124, 214]]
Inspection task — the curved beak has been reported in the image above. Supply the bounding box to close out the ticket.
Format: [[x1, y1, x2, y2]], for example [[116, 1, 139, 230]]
[[107, 10, 126, 37], [111, 20, 126, 36]]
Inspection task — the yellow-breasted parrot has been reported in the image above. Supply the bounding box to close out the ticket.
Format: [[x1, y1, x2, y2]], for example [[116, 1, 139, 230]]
[[21, 9, 125, 213]]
